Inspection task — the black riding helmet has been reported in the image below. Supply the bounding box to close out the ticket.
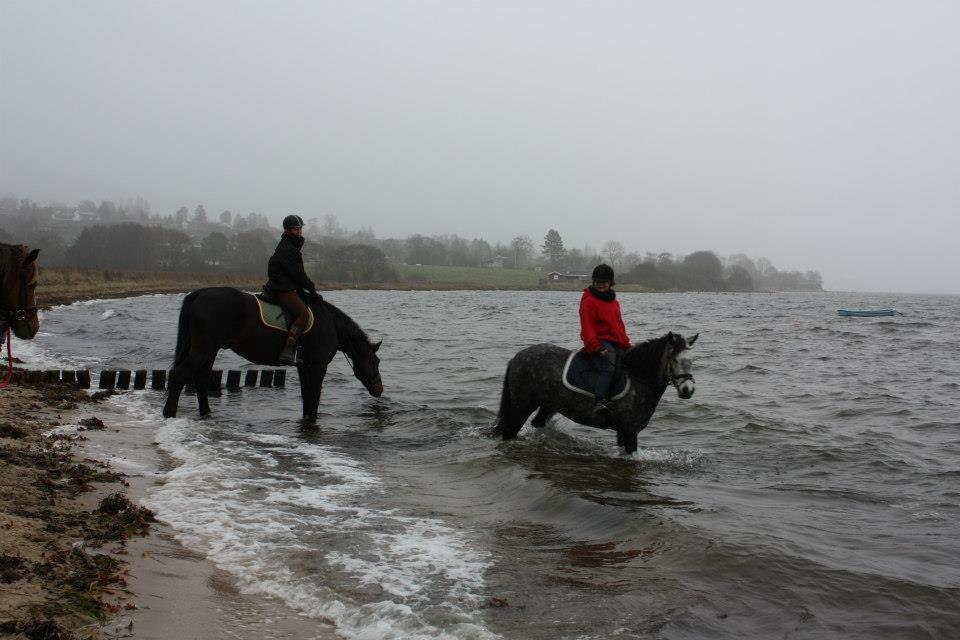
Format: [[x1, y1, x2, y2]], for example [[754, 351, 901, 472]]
[[592, 263, 615, 285], [282, 214, 305, 230]]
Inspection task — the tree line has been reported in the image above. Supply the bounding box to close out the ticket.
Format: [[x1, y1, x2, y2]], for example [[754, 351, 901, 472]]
[[0, 193, 821, 291]]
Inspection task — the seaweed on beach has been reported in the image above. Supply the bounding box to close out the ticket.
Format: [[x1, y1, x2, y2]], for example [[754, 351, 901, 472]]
[[20, 618, 74, 640], [0, 554, 28, 583], [25, 548, 129, 627], [0, 422, 27, 438], [86, 493, 156, 544]]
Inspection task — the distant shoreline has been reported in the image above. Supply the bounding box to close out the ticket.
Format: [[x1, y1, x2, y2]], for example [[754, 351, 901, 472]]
[[36, 266, 821, 309]]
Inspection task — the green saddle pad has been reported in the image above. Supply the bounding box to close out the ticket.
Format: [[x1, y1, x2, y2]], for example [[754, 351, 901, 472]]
[[255, 297, 314, 334]]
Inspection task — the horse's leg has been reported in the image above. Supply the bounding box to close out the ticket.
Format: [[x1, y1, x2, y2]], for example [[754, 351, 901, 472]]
[[299, 362, 327, 420], [162, 370, 185, 418], [494, 362, 540, 440], [530, 408, 554, 428], [194, 353, 218, 417], [620, 427, 639, 455], [163, 356, 200, 419], [497, 399, 538, 440]]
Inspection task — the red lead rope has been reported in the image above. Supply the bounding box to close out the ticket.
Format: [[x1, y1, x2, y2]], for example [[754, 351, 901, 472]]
[[0, 328, 12, 389]]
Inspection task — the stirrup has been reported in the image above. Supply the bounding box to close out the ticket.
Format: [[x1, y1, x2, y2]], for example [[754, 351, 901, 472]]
[[278, 343, 301, 365]]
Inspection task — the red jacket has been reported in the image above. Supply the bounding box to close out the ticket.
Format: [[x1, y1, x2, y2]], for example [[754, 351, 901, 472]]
[[579, 288, 631, 352]]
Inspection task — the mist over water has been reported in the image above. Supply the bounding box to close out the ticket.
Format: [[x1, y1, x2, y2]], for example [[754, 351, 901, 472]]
[[21, 290, 960, 638]]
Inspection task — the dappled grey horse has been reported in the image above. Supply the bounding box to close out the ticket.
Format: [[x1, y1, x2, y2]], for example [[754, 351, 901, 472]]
[[494, 332, 698, 454]]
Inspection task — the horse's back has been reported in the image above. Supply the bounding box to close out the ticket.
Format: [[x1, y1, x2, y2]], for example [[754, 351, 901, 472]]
[[507, 343, 571, 384], [511, 343, 571, 363], [181, 287, 257, 329]]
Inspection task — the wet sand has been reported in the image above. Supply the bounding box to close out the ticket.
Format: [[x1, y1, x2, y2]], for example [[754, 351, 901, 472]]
[[0, 384, 149, 638], [1, 373, 329, 639]]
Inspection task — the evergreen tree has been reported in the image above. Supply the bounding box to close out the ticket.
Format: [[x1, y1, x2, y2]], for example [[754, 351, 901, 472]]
[[541, 229, 566, 269]]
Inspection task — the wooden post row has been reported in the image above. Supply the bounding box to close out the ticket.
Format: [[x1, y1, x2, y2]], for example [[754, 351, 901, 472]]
[[11, 368, 284, 391]]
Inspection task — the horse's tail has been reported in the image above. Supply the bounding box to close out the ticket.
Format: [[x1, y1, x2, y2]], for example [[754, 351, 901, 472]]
[[172, 290, 201, 368], [493, 360, 513, 433]]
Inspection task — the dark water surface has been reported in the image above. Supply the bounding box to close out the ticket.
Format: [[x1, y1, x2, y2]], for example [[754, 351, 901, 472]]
[[23, 291, 960, 639]]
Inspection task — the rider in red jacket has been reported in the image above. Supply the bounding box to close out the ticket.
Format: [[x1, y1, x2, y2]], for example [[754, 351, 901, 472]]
[[579, 264, 631, 414]]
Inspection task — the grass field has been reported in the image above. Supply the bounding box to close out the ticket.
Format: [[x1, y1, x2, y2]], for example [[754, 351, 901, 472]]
[[37, 267, 264, 307], [391, 264, 655, 292]]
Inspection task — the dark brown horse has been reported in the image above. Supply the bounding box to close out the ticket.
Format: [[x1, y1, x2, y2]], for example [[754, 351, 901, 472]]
[[162, 287, 383, 420], [0, 243, 41, 340]]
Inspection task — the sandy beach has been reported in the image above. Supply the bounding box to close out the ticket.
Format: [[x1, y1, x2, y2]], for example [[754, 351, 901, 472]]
[[0, 383, 149, 638], [1, 305, 328, 639]]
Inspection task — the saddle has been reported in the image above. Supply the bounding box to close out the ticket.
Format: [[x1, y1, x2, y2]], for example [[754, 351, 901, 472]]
[[562, 349, 630, 400], [254, 294, 314, 335]]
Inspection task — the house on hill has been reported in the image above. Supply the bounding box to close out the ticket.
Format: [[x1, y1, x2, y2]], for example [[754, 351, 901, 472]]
[[546, 271, 590, 282]]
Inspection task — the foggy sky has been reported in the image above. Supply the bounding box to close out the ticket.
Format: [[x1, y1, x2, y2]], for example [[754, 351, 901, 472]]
[[2, 1, 959, 294]]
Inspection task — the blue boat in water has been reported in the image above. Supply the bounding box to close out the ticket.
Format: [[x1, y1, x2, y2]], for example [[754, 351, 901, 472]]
[[837, 308, 896, 317]]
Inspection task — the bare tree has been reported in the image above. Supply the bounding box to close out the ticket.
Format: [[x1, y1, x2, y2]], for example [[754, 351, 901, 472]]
[[321, 214, 343, 237], [602, 240, 625, 269], [510, 235, 534, 268]]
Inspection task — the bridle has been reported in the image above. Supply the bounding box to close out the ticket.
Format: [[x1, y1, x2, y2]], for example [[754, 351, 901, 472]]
[[664, 350, 695, 391], [667, 372, 695, 390]]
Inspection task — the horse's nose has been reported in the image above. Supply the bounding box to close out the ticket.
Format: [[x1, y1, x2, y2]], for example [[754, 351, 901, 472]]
[[372, 383, 384, 397]]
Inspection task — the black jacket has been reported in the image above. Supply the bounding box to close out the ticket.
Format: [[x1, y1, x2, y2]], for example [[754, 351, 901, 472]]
[[264, 233, 316, 294]]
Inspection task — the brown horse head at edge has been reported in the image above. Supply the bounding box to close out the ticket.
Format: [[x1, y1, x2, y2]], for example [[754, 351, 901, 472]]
[[0, 243, 41, 340]]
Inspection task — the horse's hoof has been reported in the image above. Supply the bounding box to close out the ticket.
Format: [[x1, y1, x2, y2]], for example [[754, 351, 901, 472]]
[[162, 408, 176, 419]]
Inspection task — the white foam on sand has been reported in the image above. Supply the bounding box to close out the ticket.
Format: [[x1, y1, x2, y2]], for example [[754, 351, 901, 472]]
[[111, 395, 498, 640], [10, 332, 102, 370]]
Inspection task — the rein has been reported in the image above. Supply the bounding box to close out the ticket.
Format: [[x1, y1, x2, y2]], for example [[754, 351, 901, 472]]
[[0, 327, 12, 389], [340, 351, 358, 375], [0, 250, 37, 390]]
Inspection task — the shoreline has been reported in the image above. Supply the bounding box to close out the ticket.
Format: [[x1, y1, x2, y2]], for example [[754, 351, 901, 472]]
[[0, 374, 325, 640], [34, 265, 822, 310]]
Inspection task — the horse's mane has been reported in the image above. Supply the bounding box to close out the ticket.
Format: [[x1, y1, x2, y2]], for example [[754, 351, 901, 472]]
[[316, 298, 372, 345], [622, 333, 670, 380]]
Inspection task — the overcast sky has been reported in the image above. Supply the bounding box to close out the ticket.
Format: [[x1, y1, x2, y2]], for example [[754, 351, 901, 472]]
[[2, 1, 958, 293]]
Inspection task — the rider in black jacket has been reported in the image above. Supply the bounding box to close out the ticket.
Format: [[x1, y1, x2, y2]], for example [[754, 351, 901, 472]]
[[263, 215, 319, 364]]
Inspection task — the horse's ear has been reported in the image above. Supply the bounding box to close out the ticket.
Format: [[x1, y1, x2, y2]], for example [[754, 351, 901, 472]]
[[372, 340, 381, 353], [24, 249, 40, 265], [666, 331, 674, 343], [687, 333, 699, 347]]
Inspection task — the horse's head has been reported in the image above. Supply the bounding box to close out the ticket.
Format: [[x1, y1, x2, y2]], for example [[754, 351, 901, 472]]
[[664, 331, 697, 399], [346, 333, 384, 397], [0, 244, 40, 340]]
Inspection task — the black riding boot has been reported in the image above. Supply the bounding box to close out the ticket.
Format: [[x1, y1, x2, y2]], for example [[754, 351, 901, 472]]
[[279, 327, 302, 365]]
